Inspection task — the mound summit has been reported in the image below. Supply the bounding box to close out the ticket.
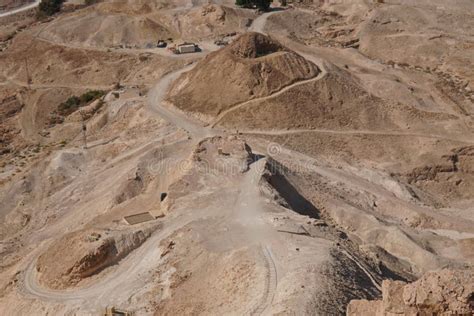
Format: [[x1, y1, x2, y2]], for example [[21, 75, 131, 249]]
[[166, 32, 320, 121]]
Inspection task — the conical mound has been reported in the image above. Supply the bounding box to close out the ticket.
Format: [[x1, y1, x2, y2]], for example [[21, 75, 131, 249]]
[[166, 32, 320, 122]]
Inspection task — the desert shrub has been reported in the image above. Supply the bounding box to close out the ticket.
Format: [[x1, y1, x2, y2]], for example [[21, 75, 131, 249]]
[[57, 90, 105, 116], [37, 0, 65, 17], [236, 0, 272, 11], [79, 90, 105, 104], [57, 96, 80, 115], [236, 0, 252, 7]]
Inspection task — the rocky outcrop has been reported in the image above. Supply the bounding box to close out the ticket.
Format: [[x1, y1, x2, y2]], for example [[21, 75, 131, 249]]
[[403, 146, 474, 205], [347, 269, 474, 315], [36, 226, 157, 289]]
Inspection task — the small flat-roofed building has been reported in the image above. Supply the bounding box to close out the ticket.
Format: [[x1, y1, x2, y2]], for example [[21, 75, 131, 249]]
[[123, 212, 155, 225], [178, 43, 197, 54]]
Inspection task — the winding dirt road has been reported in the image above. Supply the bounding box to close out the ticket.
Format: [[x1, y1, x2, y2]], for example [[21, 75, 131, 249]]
[[248, 8, 284, 35], [20, 11, 287, 312], [18, 7, 390, 314], [241, 128, 474, 144], [0, 0, 39, 18], [147, 64, 217, 139], [20, 215, 200, 310], [211, 67, 328, 127], [19, 65, 221, 313]]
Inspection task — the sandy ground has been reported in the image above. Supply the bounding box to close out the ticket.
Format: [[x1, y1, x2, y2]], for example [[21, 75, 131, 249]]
[[0, 0, 473, 315]]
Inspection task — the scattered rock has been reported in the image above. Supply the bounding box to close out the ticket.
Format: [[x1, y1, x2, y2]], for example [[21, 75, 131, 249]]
[[348, 269, 474, 315]]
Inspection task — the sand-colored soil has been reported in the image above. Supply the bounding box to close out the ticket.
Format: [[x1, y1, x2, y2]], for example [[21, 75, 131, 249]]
[[168, 32, 320, 121], [0, 0, 472, 314]]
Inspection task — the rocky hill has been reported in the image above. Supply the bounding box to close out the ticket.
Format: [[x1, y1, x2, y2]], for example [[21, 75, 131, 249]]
[[348, 269, 474, 315], [166, 32, 320, 122], [0, 0, 473, 314]]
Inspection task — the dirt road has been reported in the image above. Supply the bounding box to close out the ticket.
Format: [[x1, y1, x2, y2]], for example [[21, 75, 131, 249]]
[[17, 7, 383, 314], [0, 0, 39, 18], [211, 67, 328, 127], [18, 8, 291, 312], [241, 128, 474, 144], [147, 64, 217, 139], [21, 213, 199, 310], [248, 7, 284, 35]]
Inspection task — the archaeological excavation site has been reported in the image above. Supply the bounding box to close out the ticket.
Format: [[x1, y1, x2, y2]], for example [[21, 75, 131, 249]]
[[0, 0, 473, 315]]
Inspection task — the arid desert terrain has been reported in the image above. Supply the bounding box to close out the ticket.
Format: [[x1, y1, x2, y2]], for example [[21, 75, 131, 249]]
[[0, 0, 473, 315]]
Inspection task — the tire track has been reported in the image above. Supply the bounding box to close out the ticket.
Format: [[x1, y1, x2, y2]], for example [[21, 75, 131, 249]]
[[341, 250, 382, 292], [0, 0, 40, 18], [251, 244, 278, 315], [210, 70, 327, 128], [240, 128, 474, 144]]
